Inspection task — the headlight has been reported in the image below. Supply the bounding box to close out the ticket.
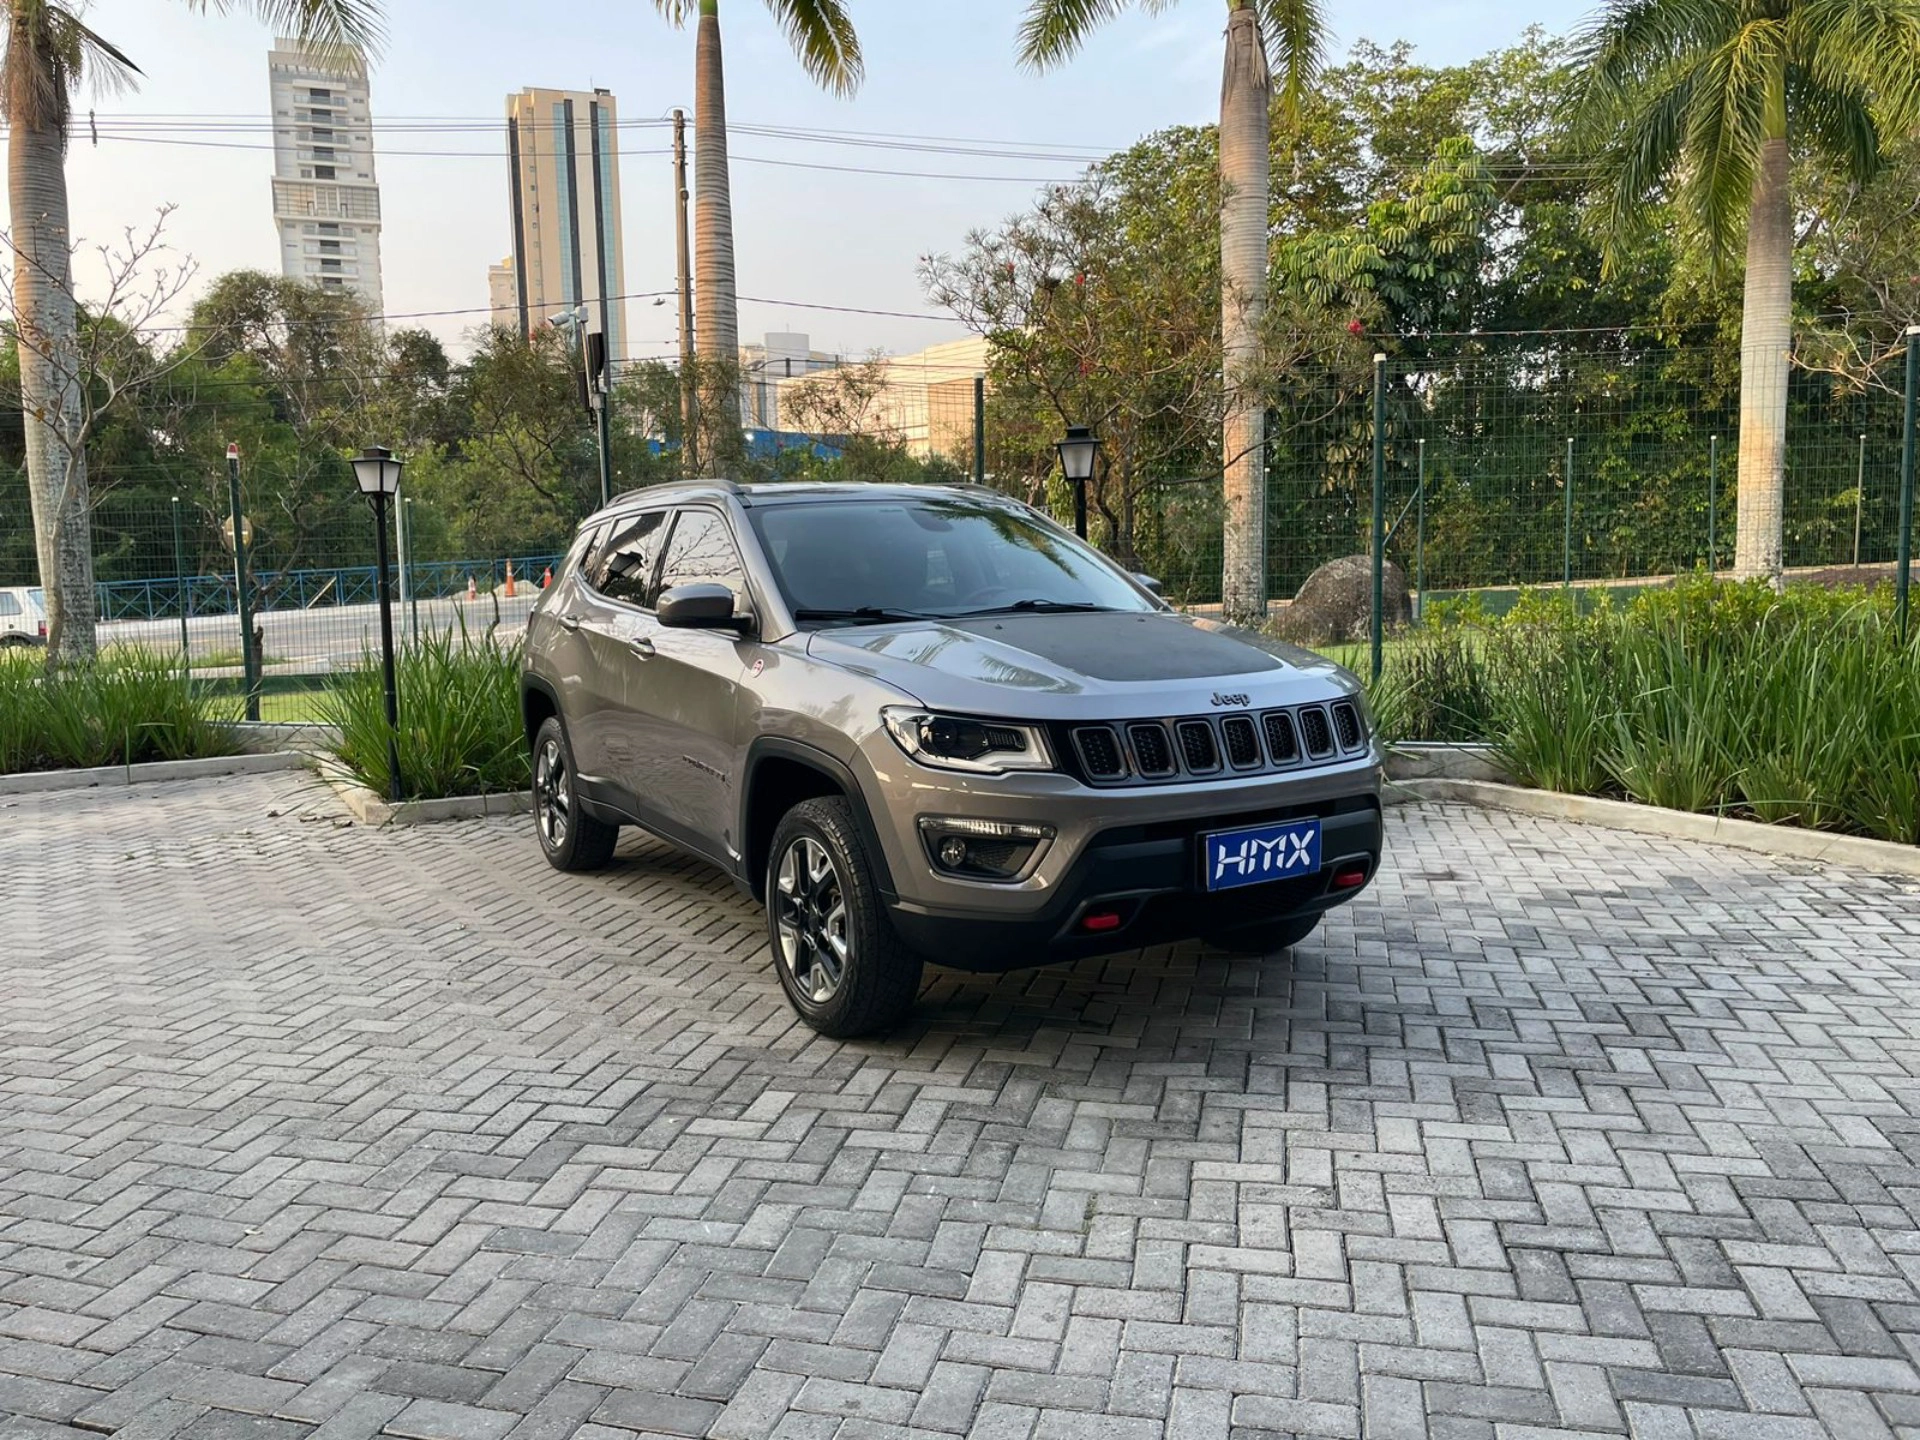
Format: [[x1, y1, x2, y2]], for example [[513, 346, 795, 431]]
[[881, 707, 1053, 774]]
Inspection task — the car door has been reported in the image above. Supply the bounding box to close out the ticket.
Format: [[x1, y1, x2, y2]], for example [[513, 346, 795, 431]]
[[625, 506, 754, 861], [567, 510, 670, 804]]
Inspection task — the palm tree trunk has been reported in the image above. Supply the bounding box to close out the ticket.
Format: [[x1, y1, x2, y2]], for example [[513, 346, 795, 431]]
[[1735, 127, 1791, 589], [1219, 0, 1271, 625], [694, 0, 742, 466], [8, 92, 95, 663]]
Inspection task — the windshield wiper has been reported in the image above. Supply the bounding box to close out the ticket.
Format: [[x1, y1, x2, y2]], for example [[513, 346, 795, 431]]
[[792, 606, 936, 626], [952, 599, 1118, 617]]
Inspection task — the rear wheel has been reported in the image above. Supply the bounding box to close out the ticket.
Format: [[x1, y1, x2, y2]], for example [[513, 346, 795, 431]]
[[532, 715, 618, 872], [767, 797, 922, 1037], [1205, 911, 1321, 956]]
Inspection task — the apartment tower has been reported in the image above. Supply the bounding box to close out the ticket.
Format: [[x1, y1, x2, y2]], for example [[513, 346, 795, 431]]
[[267, 38, 384, 312], [504, 87, 625, 365]]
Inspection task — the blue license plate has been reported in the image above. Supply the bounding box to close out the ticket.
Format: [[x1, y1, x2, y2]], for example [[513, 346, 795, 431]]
[[1203, 818, 1322, 892]]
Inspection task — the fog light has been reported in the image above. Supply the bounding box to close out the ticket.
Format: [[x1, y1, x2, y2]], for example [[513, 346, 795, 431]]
[[920, 816, 1056, 881]]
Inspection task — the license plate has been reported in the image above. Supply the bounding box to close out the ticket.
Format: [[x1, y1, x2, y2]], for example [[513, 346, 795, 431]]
[[1202, 818, 1321, 892]]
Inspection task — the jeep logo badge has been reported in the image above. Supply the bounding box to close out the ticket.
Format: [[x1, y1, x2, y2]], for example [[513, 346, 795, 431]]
[[1211, 692, 1250, 707]]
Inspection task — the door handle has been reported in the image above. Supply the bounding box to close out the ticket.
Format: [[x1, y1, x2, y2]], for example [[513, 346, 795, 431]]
[[628, 636, 656, 658], [558, 613, 582, 632]]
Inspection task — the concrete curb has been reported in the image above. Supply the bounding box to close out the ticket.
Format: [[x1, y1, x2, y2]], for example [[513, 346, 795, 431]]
[[0, 749, 311, 797], [1400, 777, 1920, 880], [231, 721, 341, 754], [1385, 743, 1508, 785], [314, 757, 530, 828]]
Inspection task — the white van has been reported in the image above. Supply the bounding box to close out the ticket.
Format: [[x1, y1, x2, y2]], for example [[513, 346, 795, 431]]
[[0, 586, 47, 647]]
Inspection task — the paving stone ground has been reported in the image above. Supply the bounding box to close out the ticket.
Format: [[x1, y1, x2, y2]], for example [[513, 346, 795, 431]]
[[6, 773, 1920, 1439]]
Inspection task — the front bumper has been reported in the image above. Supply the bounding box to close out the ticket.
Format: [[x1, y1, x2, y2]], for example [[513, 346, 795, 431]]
[[860, 744, 1384, 971]]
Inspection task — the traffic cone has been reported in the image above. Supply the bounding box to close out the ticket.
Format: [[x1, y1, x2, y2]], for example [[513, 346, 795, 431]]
[[541, 566, 552, 589], [465, 575, 477, 602], [504, 561, 517, 599]]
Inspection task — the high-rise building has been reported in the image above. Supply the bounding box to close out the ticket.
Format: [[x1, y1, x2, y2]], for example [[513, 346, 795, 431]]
[[503, 87, 625, 368], [487, 258, 518, 331], [267, 38, 383, 312]]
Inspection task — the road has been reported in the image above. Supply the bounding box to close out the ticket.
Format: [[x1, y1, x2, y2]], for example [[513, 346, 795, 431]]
[[7, 776, 1920, 1437], [101, 590, 542, 671]]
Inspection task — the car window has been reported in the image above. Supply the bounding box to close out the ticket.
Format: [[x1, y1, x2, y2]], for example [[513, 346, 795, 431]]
[[657, 509, 748, 608], [590, 511, 670, 608], [0, 593, 18, 617], [749, 497, 1153, 621], [561, 522, 607, 585]]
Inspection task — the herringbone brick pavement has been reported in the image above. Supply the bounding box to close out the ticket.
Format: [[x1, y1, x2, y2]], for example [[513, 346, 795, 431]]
[[5, 774, 1920, 1439]]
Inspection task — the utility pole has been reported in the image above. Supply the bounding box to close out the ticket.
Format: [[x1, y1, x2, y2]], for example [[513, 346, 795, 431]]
[[673, 108, 697, 476]]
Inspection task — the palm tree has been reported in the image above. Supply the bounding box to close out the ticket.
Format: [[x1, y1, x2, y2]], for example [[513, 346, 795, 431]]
[[1019, 0, 1325, 624], [4, 0, 382, 663], [652, 1, 861, 466], [1571, 0, 1920, 587]]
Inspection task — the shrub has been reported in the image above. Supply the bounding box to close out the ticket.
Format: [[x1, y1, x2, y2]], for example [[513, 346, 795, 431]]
[[1362, 577, 1920, 844], [320, 629, 526, 800], [0, 648, 240, 775]]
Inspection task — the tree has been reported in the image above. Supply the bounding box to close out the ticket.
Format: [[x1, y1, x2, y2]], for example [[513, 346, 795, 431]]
[[1018, 0, 1327, 624], [1569, 0, 1920, 586], [650, 0, 862, 465], [3, 0, 382, 662]]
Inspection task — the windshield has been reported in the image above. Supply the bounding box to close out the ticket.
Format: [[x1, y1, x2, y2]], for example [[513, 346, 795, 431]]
[[749, 496, 1155, 624]]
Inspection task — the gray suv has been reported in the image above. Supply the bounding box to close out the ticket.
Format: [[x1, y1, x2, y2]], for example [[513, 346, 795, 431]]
[[522, 482, 1382, 1036]]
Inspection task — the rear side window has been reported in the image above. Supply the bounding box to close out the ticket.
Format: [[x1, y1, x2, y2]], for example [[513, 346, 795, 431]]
[[0, 594, 18, 617], [657, 509, 748, 607], [591, 511, 670, 608]]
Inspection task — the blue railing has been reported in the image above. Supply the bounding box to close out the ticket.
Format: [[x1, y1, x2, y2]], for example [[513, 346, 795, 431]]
[[96, 554, 565, 623]]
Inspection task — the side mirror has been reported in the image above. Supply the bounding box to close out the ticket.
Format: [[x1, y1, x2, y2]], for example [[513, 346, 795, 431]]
[[657, 582, 749, 632], [1133, 572, 1164, 595]]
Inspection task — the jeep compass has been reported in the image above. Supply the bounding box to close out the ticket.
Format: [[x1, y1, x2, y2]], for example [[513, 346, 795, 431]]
[[522, 482, 1383, 1036]]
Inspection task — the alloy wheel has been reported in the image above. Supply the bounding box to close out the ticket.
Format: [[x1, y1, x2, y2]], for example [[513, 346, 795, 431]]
[[535, 736, 570, 850], [774, 835, 850, 1004]]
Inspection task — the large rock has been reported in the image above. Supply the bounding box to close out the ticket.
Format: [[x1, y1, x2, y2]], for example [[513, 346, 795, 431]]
[[1273, 555, 1412, 645]]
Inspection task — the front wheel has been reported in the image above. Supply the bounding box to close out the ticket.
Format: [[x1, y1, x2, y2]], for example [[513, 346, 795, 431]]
[[532, 715, 618, 872], [766, 797, 923, 1037], [1205, 911, 1321, 956]]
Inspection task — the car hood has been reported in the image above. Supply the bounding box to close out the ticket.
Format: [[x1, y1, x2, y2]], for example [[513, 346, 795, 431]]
[[804, 610, 1357, 720]]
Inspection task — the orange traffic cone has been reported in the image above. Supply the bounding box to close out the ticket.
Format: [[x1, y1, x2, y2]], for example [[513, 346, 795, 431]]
[[541, 566, 552, 589], [504, 561, 517, 599], [465, 575, 477, 602]]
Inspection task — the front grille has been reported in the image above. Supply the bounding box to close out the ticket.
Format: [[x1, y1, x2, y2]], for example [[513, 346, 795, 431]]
[[1073, 725, 1126, 779], [1055, 701, 1367, 786], [1264, 711, 1300, 765], [1299, 706, 1334, 758], [1332, 700, 1364, 751], [1128, 723, 1175, 776], [1176, 721, 1220, 773], [1221, 715, 1261, 769]]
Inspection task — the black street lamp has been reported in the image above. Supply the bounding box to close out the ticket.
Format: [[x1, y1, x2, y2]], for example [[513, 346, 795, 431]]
[[351, 445, 406, 804], [1056, 425, 1102, 539]]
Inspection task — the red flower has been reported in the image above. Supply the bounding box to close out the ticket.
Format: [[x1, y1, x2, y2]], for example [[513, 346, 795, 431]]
[[1347, 318, 1366, 336]]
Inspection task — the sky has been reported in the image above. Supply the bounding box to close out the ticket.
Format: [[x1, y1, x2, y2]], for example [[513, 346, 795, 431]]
[[36, 0, 1590, 363]]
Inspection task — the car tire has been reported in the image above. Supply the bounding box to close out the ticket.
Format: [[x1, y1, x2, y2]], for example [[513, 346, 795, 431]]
[[766, 796, 923, 1038], [0, 635, 30, 649], [1205, 911, 1321, 956], [532, 715, 618, 872]]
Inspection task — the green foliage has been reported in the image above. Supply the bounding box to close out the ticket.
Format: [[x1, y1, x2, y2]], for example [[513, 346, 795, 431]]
[[1370, 576, 1920, 843], [318, 628, 526, 800], [0, 649, 239, 774]]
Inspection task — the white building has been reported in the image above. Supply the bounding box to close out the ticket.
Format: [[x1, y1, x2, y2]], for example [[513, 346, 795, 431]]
[[773, 336, 990, 458], [739, 332, 837, 429], [267, 38, 384, 312]]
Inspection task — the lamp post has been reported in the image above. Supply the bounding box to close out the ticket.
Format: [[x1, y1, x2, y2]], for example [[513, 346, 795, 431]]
[[1056, 425, 1102, 539], [352, 445, 406, 803], [550, 306, 613, 508]]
